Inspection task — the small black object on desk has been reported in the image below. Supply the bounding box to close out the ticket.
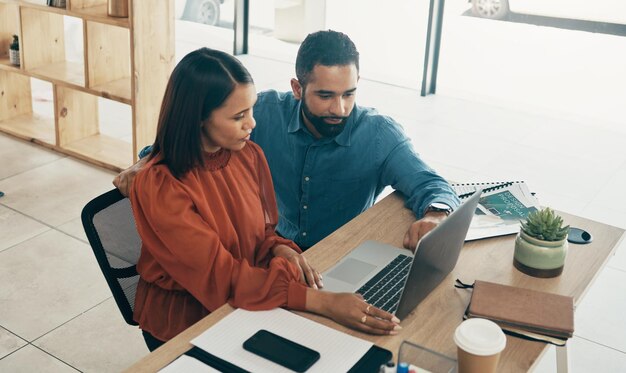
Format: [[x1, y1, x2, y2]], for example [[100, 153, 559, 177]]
[[568, 227, 593, 244]]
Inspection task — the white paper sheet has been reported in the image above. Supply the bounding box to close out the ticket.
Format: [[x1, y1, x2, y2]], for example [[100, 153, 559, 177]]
[[158, 355, 221, 373], [452, 181, 540, 241], [191, 308, 373, 372]]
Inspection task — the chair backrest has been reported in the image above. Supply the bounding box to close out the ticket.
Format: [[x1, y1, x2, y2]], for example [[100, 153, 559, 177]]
[[81, 189, 141, 326]]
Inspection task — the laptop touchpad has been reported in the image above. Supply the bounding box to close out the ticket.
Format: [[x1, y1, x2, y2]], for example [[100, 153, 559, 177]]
[[327, 258, 377, 285]]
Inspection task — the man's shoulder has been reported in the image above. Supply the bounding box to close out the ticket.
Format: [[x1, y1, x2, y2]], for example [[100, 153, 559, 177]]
[[256, 89, 296, 107], [353, 105, 407, 139], [253, 90, 297, 141]]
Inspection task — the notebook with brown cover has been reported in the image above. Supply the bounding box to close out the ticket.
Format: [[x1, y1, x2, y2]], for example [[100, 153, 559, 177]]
[[466, 280, 574, 343]]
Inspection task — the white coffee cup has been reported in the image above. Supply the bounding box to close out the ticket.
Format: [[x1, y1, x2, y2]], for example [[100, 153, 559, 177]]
[[454, 318, 507, 373]]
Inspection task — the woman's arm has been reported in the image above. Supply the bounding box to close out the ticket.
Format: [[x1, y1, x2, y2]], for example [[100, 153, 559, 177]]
[[130, 166, 308, 313], [272, 244, 323, 289]]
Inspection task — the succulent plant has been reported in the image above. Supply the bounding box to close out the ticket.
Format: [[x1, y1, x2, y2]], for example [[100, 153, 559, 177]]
[[521, 207, 569, 242]]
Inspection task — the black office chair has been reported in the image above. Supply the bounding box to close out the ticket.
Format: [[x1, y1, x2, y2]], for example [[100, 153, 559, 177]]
[[81, 189, 141, 326]]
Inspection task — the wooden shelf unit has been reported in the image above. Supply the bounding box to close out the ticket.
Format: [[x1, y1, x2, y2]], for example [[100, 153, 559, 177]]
[[0, 0, 174, 171]]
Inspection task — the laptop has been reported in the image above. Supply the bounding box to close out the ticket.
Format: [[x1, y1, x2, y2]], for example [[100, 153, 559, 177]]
[[322, 190, 482, 320]]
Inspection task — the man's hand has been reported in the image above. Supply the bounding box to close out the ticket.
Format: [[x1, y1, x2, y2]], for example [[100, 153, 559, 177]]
[[272, 244, 323, 289], [112, 156, 148, 196], [403, 211, 448, 250]]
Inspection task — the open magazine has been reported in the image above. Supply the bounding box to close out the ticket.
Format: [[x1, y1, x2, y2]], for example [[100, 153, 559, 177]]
[[451, 181, 540, 241]]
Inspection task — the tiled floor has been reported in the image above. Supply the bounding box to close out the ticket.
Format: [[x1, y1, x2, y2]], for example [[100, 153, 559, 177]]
[[1, 30, 626, 373]]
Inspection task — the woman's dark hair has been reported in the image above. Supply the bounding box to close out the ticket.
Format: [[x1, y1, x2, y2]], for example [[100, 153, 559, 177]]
[[295, 30, 359, 86], [149, 48, 253, 178]]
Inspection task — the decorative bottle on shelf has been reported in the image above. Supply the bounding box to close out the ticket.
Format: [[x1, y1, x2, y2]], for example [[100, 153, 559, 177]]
[[108, 0, 129, 18], [9, 35, 20, 66]]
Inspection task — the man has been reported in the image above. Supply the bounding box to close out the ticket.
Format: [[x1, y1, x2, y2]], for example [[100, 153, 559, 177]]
[[114, 30, 459, 251]]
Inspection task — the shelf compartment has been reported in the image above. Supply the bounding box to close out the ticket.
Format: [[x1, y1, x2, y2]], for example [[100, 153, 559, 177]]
[[1, 60, 129, 103], [0, 73, 56, 145], [12, 1, 67, 15], [98, 93, 132, 141], [61, 133, 132, 171], [69, 0, 130, 28], [56, 84, 98, 146], [89, 76, 131, 103], [0, 71, 32, 121], [0, 56, 22, 71], [13, 1, 128, 27], [21, 7, 86, 86], [85, 20, 130, 100], [0, 0, 174, 171], [21, 1, 64, 8], [56, 85, 132, 170], [1, 3, 21, 67], [0, 112, 56, 145], [27, 60, 84, 86]]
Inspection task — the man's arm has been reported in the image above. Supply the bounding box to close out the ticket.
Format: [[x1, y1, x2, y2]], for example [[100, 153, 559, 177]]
[[378, 130, 460, 250], [403, 211, 449, 250], [113, 145, 152, 196]]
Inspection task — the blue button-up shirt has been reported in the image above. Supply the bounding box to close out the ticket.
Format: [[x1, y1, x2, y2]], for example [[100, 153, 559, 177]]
[[251, 90, 459, 248]]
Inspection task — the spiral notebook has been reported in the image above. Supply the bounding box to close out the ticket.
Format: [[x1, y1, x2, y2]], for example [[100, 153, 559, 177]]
[[451, 181, 540, 241]]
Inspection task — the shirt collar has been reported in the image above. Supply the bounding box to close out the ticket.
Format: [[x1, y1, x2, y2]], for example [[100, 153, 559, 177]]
[[287, 100, 356, 147]]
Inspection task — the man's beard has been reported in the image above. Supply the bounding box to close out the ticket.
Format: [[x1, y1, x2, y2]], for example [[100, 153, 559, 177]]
[[301, 99, 348, 138]]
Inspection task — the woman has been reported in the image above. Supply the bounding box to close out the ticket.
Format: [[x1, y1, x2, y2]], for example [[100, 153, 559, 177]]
[[129, 48, 400, 351]]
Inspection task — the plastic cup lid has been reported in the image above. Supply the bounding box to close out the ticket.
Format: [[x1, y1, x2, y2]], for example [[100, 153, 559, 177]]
[[454, 318, 507, 356]]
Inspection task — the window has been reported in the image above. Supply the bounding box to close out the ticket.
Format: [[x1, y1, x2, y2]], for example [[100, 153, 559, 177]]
[[438, 0, 626, 124]]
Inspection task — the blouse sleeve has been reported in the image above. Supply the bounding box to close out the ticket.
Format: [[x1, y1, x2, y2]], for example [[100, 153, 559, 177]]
[[130, 165, 308, 312], [249, 142, 302, 268]]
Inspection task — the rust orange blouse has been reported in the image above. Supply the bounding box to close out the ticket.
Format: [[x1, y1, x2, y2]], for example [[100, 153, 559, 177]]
[[129, 141, 308, 341]]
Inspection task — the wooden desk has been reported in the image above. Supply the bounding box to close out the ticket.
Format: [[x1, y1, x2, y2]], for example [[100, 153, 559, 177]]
[[126, 192, 624, 372]]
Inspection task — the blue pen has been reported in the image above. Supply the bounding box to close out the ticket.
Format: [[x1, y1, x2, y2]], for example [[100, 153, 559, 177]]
[[397, 362, 409, 373]]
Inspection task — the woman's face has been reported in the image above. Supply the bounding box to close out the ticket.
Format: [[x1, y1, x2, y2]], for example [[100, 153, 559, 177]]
[[201, 83, 257, 153]]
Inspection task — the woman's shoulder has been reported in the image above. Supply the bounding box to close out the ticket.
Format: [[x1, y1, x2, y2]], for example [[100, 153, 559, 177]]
[[134, 158, 182, 194]]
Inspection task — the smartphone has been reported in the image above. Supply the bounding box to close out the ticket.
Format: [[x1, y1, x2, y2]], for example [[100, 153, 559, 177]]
[[243, 329, 320, 372]]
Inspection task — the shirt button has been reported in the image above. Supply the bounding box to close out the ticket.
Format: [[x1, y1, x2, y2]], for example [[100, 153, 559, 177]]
[[304, 176, 310, 181], [302, 232, 307, 236], [303, 205, 308, 209]]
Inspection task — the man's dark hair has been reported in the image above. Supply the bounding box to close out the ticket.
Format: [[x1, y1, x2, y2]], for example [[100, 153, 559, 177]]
[[149, 48, 253, 178], [295, 30, 359, 86]]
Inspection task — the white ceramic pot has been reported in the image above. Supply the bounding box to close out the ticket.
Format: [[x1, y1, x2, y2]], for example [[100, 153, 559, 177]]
[[513, 230, 568, 278]]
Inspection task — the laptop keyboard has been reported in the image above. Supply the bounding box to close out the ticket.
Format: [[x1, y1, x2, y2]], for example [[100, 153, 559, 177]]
[[356, 254, 412, 313]]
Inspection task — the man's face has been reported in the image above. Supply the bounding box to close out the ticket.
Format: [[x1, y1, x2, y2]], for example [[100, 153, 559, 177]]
[[292, 64, 359, 138]]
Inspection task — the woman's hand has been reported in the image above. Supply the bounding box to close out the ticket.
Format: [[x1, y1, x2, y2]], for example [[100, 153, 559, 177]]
[[272, 244, 323, 289], [306, 290, 401, 335], [113, 156, 148, 196]]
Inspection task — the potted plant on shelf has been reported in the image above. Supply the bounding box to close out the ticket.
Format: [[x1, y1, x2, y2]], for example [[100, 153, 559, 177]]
[[514, 207, 569, 278], [9, 35, 19, 66]]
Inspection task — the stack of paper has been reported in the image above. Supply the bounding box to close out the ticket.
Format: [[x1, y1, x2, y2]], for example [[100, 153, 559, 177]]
[[190, 308, 373, 372], [452, 181, 540, 241]]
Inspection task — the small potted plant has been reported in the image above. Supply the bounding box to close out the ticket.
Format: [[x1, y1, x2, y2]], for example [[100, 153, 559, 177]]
[[9, 35, 20, 66], [514, 207, 569, 278]]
